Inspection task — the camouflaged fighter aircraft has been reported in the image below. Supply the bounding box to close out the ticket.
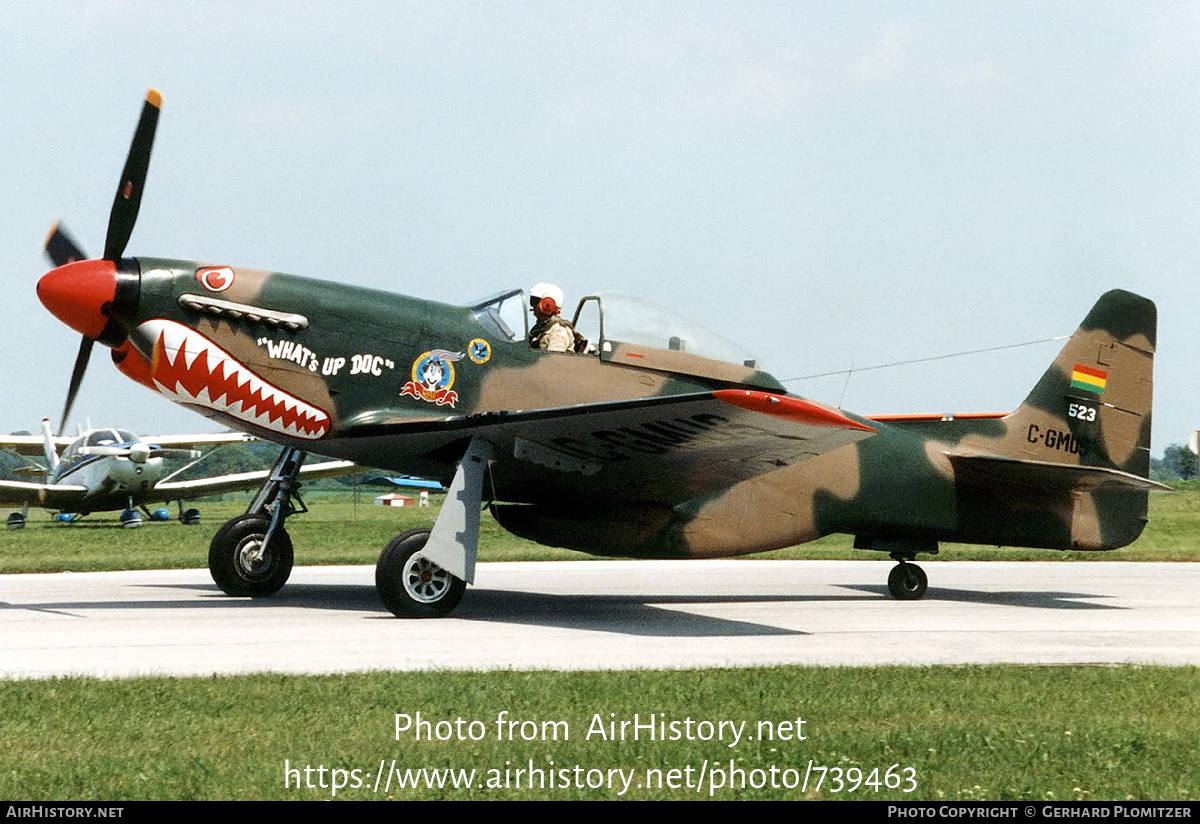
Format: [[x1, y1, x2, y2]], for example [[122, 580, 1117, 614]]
[[35, 90, 1166, 617]]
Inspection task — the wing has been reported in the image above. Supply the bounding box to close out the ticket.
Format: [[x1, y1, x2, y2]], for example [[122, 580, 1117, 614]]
[[151, 460, 358, 501], [348, 389, 876, 507], [0, 435, 61, 458], [0, 430, 253, 457], [0, 480, 89, 509], [140, 432, 257, 449]]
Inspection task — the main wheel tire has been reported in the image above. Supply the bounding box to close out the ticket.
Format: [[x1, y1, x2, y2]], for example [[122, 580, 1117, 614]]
[[376, 528, 465, 618], [209, 514, 294, 596], [887, 562, 928, 600]]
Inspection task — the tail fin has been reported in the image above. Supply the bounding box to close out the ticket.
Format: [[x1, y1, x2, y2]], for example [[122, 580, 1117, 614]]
[[41, 418, 60, 473], [1001, 289, 1156, 478], [948, 290, 1162, 551]]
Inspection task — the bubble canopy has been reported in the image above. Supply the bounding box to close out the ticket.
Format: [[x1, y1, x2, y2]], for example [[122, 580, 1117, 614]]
[[472, 289, 761, 369]]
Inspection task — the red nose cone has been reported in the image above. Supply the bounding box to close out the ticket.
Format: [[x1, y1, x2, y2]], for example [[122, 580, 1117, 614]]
[[37, 259, 118, 339]]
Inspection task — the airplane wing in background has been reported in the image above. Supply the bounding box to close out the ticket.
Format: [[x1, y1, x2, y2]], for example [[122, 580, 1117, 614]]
[[0, 436, 58, 458], [140, 432, 257, 449], [152, 459, 359, 501], [0, 430, 255, 457], [0, 480, 89, 509]]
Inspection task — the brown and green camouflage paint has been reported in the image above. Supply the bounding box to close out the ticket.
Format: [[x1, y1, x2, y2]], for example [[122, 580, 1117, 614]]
[[113, 264, 1160, 563]]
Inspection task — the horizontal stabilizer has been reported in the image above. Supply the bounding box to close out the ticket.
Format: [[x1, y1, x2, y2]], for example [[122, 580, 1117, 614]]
[[949, 453, 1170, 493]]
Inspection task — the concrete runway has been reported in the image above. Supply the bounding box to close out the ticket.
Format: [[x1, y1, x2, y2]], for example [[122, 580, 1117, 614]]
[[1, 560, 1197, 678]]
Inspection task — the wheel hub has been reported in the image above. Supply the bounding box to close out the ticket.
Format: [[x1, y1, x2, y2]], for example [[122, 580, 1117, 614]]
[[404, 554, 451, 603], [237, 537, 269, 576]]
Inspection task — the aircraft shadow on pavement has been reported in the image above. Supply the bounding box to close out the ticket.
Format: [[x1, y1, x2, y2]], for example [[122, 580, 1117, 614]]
[[251, 580, 1125, 618], [4, 577, 1120, 639], [452, 590, 806, 637], [230, 583, 809, 637], [10, 581, 808, 638], [840, 584, 1122, 610]]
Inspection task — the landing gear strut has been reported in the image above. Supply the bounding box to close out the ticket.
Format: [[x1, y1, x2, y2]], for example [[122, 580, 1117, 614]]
[[206, 439, 493, 616], [209, 447, 306, 596]]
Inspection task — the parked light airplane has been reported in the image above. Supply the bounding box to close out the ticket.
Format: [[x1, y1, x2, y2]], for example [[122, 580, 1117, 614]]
[[0, 418, 354, 528], [36, 90, 1167, 615]]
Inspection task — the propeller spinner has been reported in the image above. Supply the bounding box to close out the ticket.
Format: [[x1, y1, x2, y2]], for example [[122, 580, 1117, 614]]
[[38, 89, 160, 434]]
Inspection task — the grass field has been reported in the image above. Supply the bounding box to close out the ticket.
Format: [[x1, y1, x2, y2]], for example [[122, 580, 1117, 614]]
[[1, 667, 1196, 800], [1, 487, 1196, 800], [3, 487, 1199, 574]]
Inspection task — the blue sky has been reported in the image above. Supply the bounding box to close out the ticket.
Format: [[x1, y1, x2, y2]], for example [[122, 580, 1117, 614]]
[[3, 2, 1198, 454]]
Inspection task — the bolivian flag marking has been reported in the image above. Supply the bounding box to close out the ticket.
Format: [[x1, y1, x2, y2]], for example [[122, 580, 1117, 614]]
[[1071, 363, 1107, 394]]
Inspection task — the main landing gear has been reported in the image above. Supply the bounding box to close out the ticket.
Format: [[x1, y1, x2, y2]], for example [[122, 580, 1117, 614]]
[[208, 447, 305, 597], [376, 528, 466, 618], [375, 438, 492, 618], [178, 500, 201, 525], [7, 503, 28, 530], [207, 439, 491, 619]]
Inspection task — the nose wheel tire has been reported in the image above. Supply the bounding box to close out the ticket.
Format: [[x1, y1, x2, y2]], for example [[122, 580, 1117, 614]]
[[887, 562, 928, 600], [209, 514, 294, 596], [376, 528, 466, 618]]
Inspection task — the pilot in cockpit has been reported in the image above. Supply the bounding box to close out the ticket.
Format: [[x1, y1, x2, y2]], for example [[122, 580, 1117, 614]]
[[528, 282, 581, 353]]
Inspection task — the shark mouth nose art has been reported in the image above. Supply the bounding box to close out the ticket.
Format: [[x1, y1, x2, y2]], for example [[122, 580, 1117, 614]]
[[138, 319, 330, 439]]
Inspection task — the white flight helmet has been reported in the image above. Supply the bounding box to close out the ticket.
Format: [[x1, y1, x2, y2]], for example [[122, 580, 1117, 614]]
[[530, 282, 564, 315]]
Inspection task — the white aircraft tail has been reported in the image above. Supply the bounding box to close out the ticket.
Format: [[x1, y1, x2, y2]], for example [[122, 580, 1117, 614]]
[[41, 418, 60, 473]]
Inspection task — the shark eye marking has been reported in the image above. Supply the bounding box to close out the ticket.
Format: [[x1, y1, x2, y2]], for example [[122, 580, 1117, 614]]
[[196, 266, 234, 292]]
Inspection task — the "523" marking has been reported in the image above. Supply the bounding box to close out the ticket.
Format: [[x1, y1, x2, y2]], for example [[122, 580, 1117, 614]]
[[1067, 402, 1097, 422]]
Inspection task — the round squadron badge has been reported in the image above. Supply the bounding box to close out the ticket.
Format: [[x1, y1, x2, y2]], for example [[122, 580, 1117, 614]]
[[400, 350, 463, 408], [468, 338, 491, 364]]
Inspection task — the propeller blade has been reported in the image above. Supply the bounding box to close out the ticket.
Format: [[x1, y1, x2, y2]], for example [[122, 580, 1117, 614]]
[[44, 222, 87, 267], [103, 89, 161, 261], [60, 336, 94, 435]]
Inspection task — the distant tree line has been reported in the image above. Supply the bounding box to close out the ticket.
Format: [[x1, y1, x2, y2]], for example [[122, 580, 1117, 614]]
[[1151, 444, 1198, 483]]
